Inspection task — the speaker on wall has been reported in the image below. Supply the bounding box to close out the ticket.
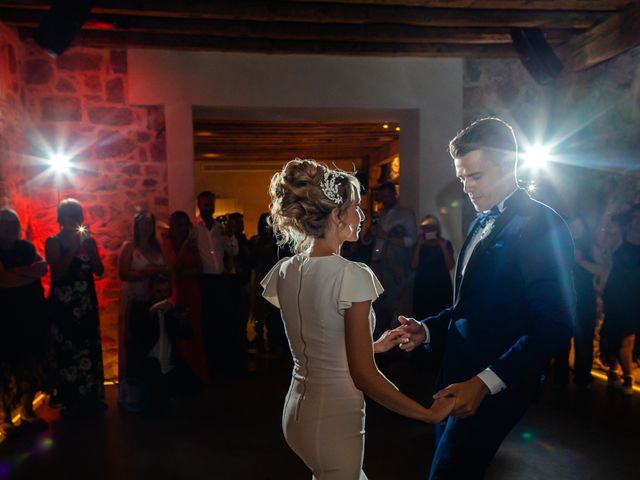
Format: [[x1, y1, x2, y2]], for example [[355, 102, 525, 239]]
[[33, 0, 93, 57], [510, 28, 563, 86]]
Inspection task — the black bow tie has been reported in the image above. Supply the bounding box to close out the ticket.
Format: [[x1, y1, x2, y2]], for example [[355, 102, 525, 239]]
[[476, 206, 501, 228]]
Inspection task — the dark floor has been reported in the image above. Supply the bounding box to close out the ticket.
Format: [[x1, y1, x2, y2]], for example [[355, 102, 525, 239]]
[[1, 356, 639, 480]]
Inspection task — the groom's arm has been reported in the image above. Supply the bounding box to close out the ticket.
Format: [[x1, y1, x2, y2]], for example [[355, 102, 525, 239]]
[[488, 212, 575, 388], [420, 306, 453, 353]]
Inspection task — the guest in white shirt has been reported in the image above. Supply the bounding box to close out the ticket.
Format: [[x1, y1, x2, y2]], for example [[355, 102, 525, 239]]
[[195, 191, 242, 379]]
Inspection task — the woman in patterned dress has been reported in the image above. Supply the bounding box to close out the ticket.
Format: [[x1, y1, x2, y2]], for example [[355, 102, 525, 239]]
[[46, 199, 105, 415]]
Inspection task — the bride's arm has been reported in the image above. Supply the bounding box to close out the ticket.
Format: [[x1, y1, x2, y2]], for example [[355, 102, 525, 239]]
[[345, 301, 454, 423]]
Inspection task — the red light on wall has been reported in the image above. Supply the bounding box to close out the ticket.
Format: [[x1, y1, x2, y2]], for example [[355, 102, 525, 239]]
[[84, 20, 116, 30]]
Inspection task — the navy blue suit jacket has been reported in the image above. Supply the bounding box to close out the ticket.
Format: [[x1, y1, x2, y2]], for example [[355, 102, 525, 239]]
[[422, 189, 575, 394]]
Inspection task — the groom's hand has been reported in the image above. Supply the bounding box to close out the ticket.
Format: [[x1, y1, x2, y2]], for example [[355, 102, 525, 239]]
[[433, 376, 489, 419], [395, 316, 426, 352]]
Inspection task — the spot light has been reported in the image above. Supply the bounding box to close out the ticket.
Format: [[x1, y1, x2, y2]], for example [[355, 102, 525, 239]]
[[49, 153, 71, 173], [522, 144, 551, 170], [382, 123, 389, 129]]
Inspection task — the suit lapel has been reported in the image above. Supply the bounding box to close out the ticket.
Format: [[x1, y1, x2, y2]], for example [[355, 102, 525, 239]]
[[453, 189, 528, 306], [453, 218, 481, 302]]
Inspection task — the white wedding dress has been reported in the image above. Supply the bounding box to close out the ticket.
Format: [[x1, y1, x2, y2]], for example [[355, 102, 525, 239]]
[[262, 254, 383, 480]]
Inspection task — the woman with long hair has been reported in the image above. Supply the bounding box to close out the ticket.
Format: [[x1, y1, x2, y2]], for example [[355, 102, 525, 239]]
[[161, 210, 208, 384], [117, 210, 166, 411]]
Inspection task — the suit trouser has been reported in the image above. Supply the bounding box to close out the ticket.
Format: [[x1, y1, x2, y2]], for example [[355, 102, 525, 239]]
[[429, 387, 532, 480]]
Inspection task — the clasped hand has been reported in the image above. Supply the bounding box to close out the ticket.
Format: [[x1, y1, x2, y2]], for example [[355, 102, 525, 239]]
[[433, 376, 489, 419], [389, 316, 489, 419]]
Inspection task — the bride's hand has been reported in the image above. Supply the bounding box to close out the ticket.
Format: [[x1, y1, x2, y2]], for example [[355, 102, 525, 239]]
[[426, 395, 456, 423], [373, 329, 411, 353]]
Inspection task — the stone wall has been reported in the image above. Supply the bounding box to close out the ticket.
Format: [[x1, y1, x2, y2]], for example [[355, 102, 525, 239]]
[[0, 25, 168, 380], [0, 25, 25, 210], [463, 47, 640, 221]]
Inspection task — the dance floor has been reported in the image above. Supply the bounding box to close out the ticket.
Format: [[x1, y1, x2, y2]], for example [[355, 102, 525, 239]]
[[1, 355, 639, 480]]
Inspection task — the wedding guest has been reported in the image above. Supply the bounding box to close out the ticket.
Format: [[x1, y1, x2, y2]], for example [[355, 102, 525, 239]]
[[593, 215, 623, 294], [249, 213, 286, 356], [601, 204, 640, 395], [117, 211, 166, 411], [363, 182, 417, 337], [162, 211, 208, 384], [554, 216, 597, 388], [46, 199, 106, 416], [127, 274, 198, 412], [411, 214, 455, 319], [0, 209, 50, 437], [227, 212, 251, 370], [194, 191, 238, 379]]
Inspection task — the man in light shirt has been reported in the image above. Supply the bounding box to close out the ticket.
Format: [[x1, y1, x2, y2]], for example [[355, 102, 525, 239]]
[[364, 181, 417, 338], [394, 118, 575, 479], [195, 191, 239, 378]]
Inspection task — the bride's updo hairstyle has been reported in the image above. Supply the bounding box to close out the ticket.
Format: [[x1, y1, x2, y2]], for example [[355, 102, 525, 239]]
[[269, 158, 360, 253]]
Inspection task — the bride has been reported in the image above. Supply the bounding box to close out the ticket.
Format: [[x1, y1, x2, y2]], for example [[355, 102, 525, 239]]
[[261, 159, 454, 479]]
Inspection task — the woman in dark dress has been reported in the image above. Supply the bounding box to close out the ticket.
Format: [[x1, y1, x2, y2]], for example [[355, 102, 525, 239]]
[[554, 216, 598, 387], [0, 209, 50, 436], [45, 199, 106, 414], [601, 204, 640, 395], [411, 214, 455, 319]]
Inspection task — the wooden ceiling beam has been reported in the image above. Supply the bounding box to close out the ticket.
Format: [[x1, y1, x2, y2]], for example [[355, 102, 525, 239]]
[[555, 0, 640, 72], [0, 9, 576, 45], [287, 0, 630, 11], [195, 154, 369, 162], [0, 1, 606, 29], [18, 29, 517, 57]]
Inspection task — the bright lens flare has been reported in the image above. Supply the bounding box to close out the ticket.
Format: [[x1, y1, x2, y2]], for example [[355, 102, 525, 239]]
[[522, 145, 551, 170], [49, 153, 71, 172], [77, 225, 87, 235]]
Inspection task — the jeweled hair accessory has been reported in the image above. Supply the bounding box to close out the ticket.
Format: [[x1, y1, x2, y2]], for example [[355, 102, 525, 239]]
[[320, 170, 344, 204]]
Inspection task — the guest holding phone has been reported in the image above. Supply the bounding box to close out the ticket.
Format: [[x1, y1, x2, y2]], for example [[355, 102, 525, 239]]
[[46, 199, 106, 416], [411, 214, 455, 319]]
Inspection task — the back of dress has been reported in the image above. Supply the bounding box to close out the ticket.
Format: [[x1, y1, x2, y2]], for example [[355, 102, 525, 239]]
[[262, 253, 383, 479], [263, 254, 381, 384]]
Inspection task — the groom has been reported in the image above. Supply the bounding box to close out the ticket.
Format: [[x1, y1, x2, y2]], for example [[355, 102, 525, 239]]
[[396, 118, 575, 479]]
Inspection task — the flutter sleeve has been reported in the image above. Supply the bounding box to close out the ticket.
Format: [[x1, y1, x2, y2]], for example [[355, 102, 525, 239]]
[[338, 261, 384, 311], [260, 257, 290, 309]]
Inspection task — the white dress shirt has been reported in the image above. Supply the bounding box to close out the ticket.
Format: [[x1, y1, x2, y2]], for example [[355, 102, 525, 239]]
[[195, 217, 239, 275]]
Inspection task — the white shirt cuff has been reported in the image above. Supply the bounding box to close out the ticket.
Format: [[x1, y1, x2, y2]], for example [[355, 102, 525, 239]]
[[421, 323, 430, 344], [477, 369, 507, 395]]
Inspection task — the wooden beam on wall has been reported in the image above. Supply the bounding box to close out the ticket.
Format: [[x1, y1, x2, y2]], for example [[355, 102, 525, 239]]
[[555, 0, 640, 72]]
